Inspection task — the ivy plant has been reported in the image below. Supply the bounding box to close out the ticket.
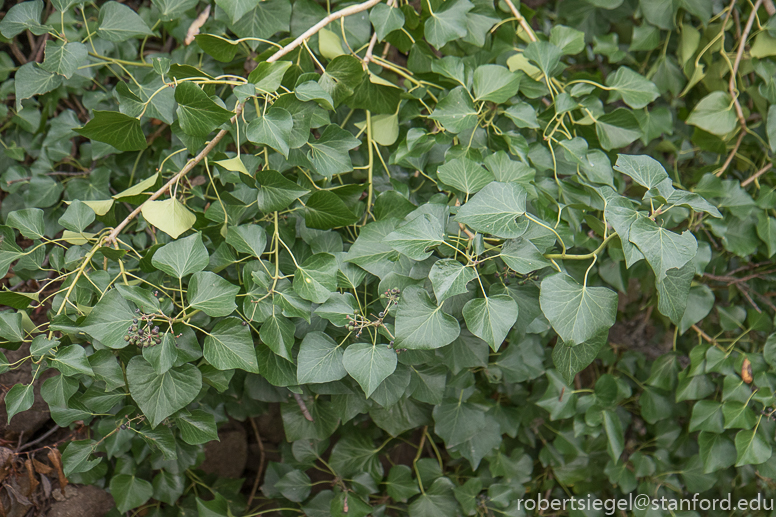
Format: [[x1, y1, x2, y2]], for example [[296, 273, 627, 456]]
[[2, 0, 776, 514]]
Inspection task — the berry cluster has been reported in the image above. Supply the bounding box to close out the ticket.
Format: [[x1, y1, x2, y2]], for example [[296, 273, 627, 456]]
[[124, 311, 162, 348], [344, 288, 402, 344]]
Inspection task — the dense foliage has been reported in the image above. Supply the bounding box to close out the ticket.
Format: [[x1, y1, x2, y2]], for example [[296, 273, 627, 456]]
[[2, 0, 776, 514]]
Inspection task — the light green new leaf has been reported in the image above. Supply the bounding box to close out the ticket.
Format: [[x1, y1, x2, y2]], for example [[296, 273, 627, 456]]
[[41, 41, 88, 79], [455, 182, 527, 238], [297, 331, 347, 384], [343, 342, 397, 397], [110, 475, 153, 513], [424, 0, 473, 49], [246, 107, 293, 158], [500, 237, 551, 274], [463, 295, 517, 351], [294, 253, 338, 303], [141, 198, 196, 239], [605, 67, 660, 109], [97, 2, 155, 41], [75, 111, 147, 152], [656, 263, 694, 325], [428, 259, 476, 303], [176, 409, 219, 445], [629, 217, 698, 281], [613, 154, 669, 189], [126, 356, 202, 427], [473, 65, 521, 103], [151, 233, 209, 278], [80, 289, 137, 349], [188, 271, 239, 317], [539, 274, 617, 345], [8, 208, 44, 239], [395, 285, 460, 349], [307, 125, 360, 178], [437, 157, 495, 195], [550, 25, 585, 55], [686, 91, 737, 136], [204, 317, 259, 373], [385, 214, 445, 261], [175, 82, 234, 136]]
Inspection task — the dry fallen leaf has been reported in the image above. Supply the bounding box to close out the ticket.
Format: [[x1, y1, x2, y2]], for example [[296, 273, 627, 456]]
[[185, 5, 210, 45]]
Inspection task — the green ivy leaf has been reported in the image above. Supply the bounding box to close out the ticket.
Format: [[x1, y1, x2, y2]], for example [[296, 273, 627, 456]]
[[255, 170, 310, 212], [151, 233, 209, 279], [97, 1, 156, 41], [424, 0, 473, 49], [175, 82, 234, 136], [204, 317, 259, 373], [75, 111, 148, 152], [7, 208, 44, 239], [40, 41, 88, 79], [370, 3, 405, 40], [294, 253, 338, 303], [735, 427, 773, 466], [304, 191, 359, 229], [437, 157, 495, 195], [455, 182, 527, 238], [540, 274, 617, 345], [176, 409, 219, 445], [0, 0, 48, 38], [605, 67, 660, 109], [385, 214, 445, 261], [126, 356, 202, 427], [297, 331, 347, 384], [428, 259, 476, 303], [306, 125, 361, 178], [246, 107, 294, 158], [5, 383, 34, 423], [188, 271, 239, 317], [395, 285, 460, 349], [110, 474, 154, 513], [686, 91, 737, 136], [462, 295, 517, 351], [472, 65, 521, 103], [629, 217, 698, 281], [343, 342, 397, 397]]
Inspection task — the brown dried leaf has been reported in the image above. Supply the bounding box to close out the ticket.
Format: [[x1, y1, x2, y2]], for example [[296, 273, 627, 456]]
[[742, 357, 753, 384], [23, 459, 38, 496], [31, 458, 52, 475], [185, 5, 210, 45], [47, 449, 67, 495]]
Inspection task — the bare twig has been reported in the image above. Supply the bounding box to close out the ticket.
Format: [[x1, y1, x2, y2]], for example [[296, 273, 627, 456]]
[[17, 426, 60, 452], [363, 0, 396, 68], [106, 0, 385, 246], [501, 0, 537, 42], [247, 417, 266, 508], [729, 0, 763, 130], [716, 130, 745, 177], [766, 0, 776, 15], [741, 162, 772, 187], [293, 393, 314, 422]]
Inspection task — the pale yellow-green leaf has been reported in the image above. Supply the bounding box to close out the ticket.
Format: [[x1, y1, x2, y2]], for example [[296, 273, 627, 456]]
[[318, 28, 345, 60], [113, 173, 159, 199], [750, 32, 776, 58], [64, 199, 114, 216], [141, 198, 196, 239], [62, 230, 96, 245], [214, 156, 248, 175], [355, 113, 399, 146], [506, 54, 541, 80]]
